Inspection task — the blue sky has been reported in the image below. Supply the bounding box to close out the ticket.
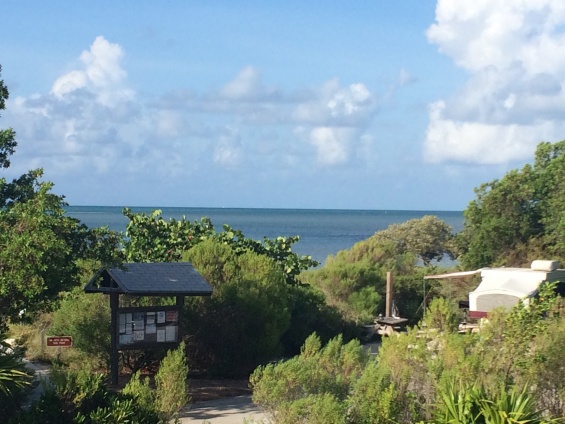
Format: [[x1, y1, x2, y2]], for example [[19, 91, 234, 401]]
[[2, 1, 564, 210]]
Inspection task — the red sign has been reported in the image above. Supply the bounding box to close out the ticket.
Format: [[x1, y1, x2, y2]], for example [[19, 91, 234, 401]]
[[46, 336, 73, 347]]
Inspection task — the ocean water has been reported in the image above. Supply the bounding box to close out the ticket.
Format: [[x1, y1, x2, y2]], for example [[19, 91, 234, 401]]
[[66, 206, 464, 264]]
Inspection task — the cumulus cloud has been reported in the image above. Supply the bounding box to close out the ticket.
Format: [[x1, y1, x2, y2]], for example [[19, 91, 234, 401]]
[[293, 79, 375, 127], [424, 0, 565, 164], [220, 66, 279, 101], [51, 36, 133, 106], [4, 36, 383, 195]]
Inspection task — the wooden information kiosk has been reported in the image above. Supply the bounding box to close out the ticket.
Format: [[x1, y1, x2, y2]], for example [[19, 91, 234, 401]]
[[84, 262, 212, 385]]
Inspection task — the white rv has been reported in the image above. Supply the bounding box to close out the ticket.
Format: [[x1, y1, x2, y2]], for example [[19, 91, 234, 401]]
[[425, 260, 565, 319]]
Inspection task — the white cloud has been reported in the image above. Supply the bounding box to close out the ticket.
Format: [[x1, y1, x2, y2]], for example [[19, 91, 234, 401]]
[[213, 129, 244, 168], [308, 127, 357, 166], [51, 36, 133, 107], [220, 66, 276, 100], [293, 79, 375, 127], [4, 36, 383, 193], [396, 69, 416, 87], [424, 101, 559, 164], [427, 1, 565, 73], [424, 0, 565, 164]]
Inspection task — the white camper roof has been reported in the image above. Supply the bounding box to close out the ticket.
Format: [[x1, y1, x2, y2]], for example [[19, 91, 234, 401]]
[[425, 260, 565, 313]]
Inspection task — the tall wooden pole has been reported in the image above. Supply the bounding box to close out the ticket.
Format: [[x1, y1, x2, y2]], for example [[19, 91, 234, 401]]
[[110, 292, 119, 386], [386, 272, 393, 317]]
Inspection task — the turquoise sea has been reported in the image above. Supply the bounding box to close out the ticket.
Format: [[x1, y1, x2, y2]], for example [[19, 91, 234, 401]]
[[66, 206, 464, 265]]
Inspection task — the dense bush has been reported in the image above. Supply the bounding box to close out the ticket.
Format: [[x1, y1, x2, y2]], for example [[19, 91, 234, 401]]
[[49, 288, 110, 369], [184, 240, 292, 376], [301, 217, 455, 324], [9, 367, 159, 424], [154, 342, 189, 421], [11, 344, 188, 423], [250, 333, 370, 422], [250, 289, 565, 423], [280, 283, 352, 358]]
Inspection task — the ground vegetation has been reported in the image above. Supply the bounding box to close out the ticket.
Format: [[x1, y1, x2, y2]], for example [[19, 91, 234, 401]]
[[251, 290, 565, 423], [11, 342, 187, 423]]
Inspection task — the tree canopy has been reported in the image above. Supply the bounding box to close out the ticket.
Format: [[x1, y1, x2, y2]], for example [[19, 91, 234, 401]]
[[301, 215, 455, 323], [122, 207, 318, 285], [0, 66, 99, 327], [459, 139, 565, 269]]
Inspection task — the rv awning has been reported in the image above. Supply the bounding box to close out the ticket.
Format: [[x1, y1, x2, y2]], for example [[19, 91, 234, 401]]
[[424, 269, 482, 280]]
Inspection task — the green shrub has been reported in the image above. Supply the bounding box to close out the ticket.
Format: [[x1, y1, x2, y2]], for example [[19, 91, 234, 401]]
[[0, 330, 32, 418], [184, 241, 292, 377], [155, 342, 188, 421], [348, 360, 406, 424], [49, 288, 110, 369], [13, 367, 162, 424], [278, 393, 346, 424], [250, 333, 369, 422], [122, 371, 155, 415], [430, 382, 545, 424], [420, 296, 459, 333], [280, 282, 350, 358]]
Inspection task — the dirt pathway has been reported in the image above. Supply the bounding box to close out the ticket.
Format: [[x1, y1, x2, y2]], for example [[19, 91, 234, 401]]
[[177, 395, 267, 423]]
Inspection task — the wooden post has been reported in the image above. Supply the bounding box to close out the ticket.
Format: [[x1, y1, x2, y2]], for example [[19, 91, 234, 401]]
[[40, 328, 45, 357], [176, 296, 185, 342], [110, 292, 119, 386], [386, 272, 393, 317]]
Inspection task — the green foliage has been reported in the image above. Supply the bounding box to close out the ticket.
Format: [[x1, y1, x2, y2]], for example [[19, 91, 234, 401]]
[[49, 367, 109, 416], [519, 312, 565, 417], [0, 330, 32, 417], [348, 360, 407, 424], [250, 333, 369, 423], [83, 397, 138, 424], [49, 288, 111, 368], [479, 385, 545, 424], [13, 368, 161, 424], [122, 208, 318, 285], [301, 216, 454, 324], [121, 371, 155, 418], [433, 382, 484, 424], [432, 383, 547, 424], [154, 342, 188, 421], [0, 182, 86, 325], [371, 215, 457, 265], [123, 208, 215, 263], [347, 286, 381, 324], [221, 229, 319, 285], [302, 258, 384, 323], [276, 393, 347, 424], [0, 66, 16, 171], [420, 297, 460, 333], [184, 240, 292, 376], [280, 283, 351, 357], [459, 138, 565, 268]]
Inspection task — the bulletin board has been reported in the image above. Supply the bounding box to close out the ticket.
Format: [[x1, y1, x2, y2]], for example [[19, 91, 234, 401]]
[[117, 306, 180, 349]]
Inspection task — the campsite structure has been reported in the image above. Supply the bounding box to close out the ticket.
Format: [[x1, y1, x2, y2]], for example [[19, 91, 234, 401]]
[[84, 262, 212, 385], [425, 260, 565, 323]]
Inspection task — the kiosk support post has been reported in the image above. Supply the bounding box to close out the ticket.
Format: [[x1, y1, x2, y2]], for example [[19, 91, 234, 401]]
[[110, 292, 119, 386]]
